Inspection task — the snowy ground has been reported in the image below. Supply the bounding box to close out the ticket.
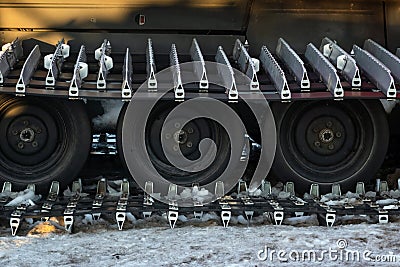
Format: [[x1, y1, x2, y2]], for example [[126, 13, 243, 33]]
[[1, 214, 400, 267]]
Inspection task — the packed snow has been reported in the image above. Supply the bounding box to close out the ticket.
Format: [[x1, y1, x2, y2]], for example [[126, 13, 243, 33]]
[[1, 216, 400, 266]]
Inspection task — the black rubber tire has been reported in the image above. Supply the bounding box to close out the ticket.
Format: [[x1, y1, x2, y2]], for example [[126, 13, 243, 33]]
[[0, 95, 91, 193], [272, 99, 389, 193], [118, 101, 231, 186]]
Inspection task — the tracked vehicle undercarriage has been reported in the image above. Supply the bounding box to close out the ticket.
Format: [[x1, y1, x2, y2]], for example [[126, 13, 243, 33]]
[[1, 0, 400, 234]]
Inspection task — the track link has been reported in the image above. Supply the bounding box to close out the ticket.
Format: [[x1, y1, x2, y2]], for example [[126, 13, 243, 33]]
[[1, 178, 400, 236]]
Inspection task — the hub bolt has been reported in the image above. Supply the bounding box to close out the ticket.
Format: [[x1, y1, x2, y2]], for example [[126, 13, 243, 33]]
[[188, 128, 194, 134], [173, 145, 179, 151], [314, 141, 321, 147], [165, 133, 171, 139], [32, 141, 38, 148], [23, 120, 29, 126], [36, 128, 42, 134], [313, 128, 319, 133], [174, 122, 181, 129], [17, 142, 24, 149], [328, 144, 335, 150], [187, 142, 193, 148], [326, 121, 333, 128], [336, 132, 342, 138], [12, 129, 18, 136]]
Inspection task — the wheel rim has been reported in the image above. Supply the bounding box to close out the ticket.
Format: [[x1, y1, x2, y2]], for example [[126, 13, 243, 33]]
[[145, 102, 230, 186], [0, 98, 68, 180], [281, 100, 373, 184]]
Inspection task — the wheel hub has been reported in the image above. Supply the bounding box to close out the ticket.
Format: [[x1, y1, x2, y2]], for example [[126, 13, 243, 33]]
[[319, 128, 334, 143], [20, 128, 35, 142], [6, 115, 49, 156], [305, 116, 345, 156]]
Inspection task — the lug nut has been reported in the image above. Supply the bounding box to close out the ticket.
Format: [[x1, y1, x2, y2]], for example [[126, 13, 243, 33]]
[[187, 142, 193, 148], [165, 133, 171, 139], [174, 122, 180, 129], [32, 141, 38, 148], [313, 128, 319, 133], [173, 145, 179, 151], [326, 121, 333, 128], [328, 144, 335, 150], [188, 128, 194, 134], [23, 120, 29, 126], [314, 141, 321, 147], [12, 129, 18, 136], [336, 132, 342, 138], [17, 142, 24, 149], [36, 128, 42, 134]]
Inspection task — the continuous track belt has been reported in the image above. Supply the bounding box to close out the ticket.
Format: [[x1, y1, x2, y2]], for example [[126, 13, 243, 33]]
[[1, 179, 400, 236], [0, 37, 398, 100]]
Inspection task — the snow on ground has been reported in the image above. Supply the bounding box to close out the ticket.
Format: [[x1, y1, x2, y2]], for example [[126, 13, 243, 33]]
[[1, 215, 400, 267]]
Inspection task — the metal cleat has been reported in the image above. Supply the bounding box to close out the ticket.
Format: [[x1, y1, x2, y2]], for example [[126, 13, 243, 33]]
[[356, 182, 365, 196], [146, 38, 157, 90], [215, 181, 225, 199], [237, 179, 248, 195], [63, 210, 74, 233], [168, 183, 178, 199], [259, 45, 291, 100], [193, 201, 204, 219], [220, 204, 231, 227], [190, 38, 208, 91], [10, 217, 21, 236], [273, 206, 284, 225], [116, 212, 126, 231], [378, 210, 389, 224], [168, 201, 179, 229], [353, 45, 396, 99], [16, 45, 41, 95], [0, 182, 12, 203], [95, 40, 113, 90], [284, 182, 295, 196], [116, 179, 129, 230], [241, 196, 254, 222], [240, 134, 250, 162], [143, 181, 154, 218], [71, 179, 82, 194], [276, 38, 310, 90], [69, 45, 87, 98], [325, 209, 336, 227], [331, 184, 341, 196], [261, 180, 272, 196], [364, 39, 400, 83], [92, 178, 107, 220], [41, 181, 60, 220], [10, 206, 26, 236], [215, 46, 238, 102], [380, 181, 389, 193], [2, 181, 12, 193], [0, 38, 23, 84], [170, 44, 185, 101], [122, 48, 133, 99], [310, 184, 320, 199], [64, 179, 82, 233]]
